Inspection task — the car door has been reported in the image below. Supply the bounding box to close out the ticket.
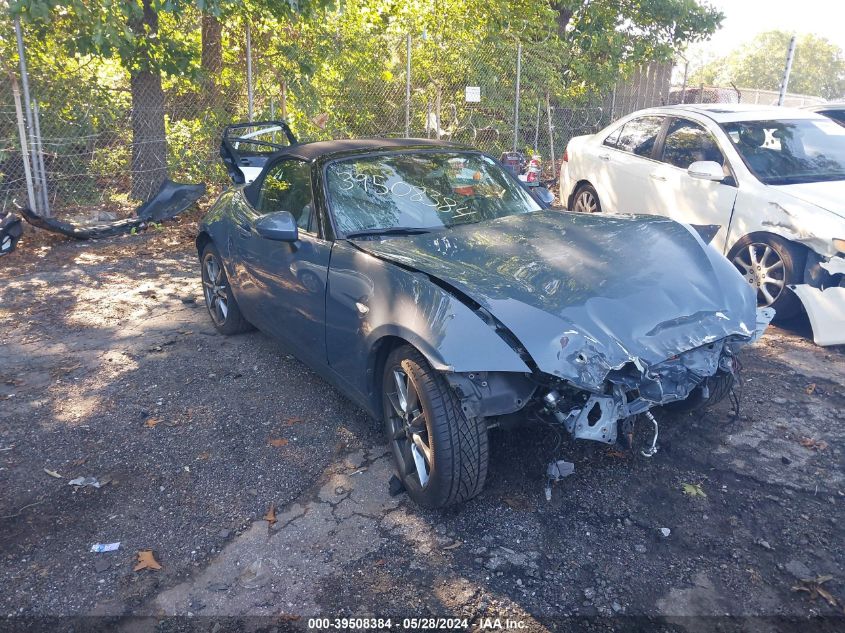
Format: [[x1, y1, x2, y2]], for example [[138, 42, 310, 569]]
[[220, 121, 298, 185], [596, 116, 665, 214], [647, 117, 739, 252], [230, 159, 331, 364]]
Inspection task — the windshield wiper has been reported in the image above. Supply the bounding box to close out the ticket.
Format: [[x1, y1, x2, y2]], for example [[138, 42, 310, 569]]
[[344, 227, 434, 239]]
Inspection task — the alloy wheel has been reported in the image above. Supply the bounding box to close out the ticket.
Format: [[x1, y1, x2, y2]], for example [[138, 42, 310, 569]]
[[573, 189, 598, 213], [732, 242, 786, 306], [385, 367, 432, 488], [202, 252, 229, 326]]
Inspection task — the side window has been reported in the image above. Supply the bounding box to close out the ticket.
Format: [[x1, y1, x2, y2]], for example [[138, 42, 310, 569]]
[[662, 119, 725, 169], [255, 160, 314, 231], [603, 125, 623, 148], [615, 116, 663, 158]]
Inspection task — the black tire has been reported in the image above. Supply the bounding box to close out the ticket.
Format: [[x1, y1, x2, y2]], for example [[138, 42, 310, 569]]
[[571, 183, 602, 213], [727, 233, 806, 320], [382, 345, 488, 508], [200, 243, 253, 335], [664, 370, 734, 414]]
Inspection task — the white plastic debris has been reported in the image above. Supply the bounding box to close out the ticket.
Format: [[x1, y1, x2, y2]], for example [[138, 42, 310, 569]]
[[68, 476, 102, 488], [90, 542, 120, 553], [660, 527, 671, 538]]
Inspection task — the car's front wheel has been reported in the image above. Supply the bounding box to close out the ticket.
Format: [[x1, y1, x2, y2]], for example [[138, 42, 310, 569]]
[[728, 233, 805, 320], [382, 345, 488, 508], [200, 244, 252, 335]]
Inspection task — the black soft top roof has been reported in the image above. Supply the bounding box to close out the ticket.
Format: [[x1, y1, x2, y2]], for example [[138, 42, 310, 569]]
[[274, 137, 466, 161]]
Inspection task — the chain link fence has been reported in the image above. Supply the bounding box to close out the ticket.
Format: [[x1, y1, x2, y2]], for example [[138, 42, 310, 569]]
[[1, 10, 674, 221]]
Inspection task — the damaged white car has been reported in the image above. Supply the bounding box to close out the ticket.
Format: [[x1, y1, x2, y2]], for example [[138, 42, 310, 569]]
[[560, 104, 845, 346]]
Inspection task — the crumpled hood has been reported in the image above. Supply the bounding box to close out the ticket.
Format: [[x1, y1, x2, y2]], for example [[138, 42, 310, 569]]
[[355, 210, 758, 391], [775, 181, 845, 220]]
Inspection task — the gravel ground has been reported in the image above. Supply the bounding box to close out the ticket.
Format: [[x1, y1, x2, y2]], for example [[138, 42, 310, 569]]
[[1, 215, 843, 632]]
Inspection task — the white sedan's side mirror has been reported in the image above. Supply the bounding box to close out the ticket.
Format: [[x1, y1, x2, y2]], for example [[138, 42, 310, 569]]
[[687, 161, 725, 182]]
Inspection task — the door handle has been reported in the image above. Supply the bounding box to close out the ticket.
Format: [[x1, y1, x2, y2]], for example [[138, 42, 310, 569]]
[[598, 153, 611, 161], [649, 173, 667, 182]]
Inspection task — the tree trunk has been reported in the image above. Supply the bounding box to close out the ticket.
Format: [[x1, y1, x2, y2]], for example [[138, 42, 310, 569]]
[[201, 14, 223, 76], [550, 2, 576, 39], [129, 0, 168, 201]]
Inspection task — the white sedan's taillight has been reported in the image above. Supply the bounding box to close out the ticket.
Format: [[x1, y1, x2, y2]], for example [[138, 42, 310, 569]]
[[562, 148, 569, 162]]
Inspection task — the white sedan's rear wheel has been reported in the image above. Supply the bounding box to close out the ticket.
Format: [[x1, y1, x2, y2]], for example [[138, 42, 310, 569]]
[[572, 183, 601, 213]]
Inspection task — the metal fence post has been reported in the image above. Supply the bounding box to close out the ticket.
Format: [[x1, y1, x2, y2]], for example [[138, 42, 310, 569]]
[[405, 34, 411, 138], [11, 75, 36, 213], [513, 41, 522, 152], [546, 92, 555, 165], [246, 21, 254, 121], [33, 101, 50, 215], [14, 16, 46, 215], [778, 35, 797, 106]]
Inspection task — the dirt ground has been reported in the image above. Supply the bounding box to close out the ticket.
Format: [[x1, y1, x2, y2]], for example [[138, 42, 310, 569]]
[[1, 214, 843, 632]]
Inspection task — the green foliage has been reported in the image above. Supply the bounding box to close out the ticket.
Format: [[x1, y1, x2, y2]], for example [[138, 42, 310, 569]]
[[690, 30, 845, 99], [2, 0, 722, 210]]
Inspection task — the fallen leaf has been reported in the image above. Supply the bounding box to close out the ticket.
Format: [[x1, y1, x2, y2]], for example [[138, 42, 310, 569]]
[[134, 550, 162, 572], [279, 613, 301, 622], [44, 468, 62, 479], [681, 483, 707, 498], [799, 437, 829, 451], [284, 417, 304, 426], [268, 437, 289, 448], [71, 456, 88, 467], [805, 383, 817, 395], [197, 451, 210, 461], [443, 541, 462, 550], [144, 418, 160, 429], [264, 503, 277, 526], [502, 495, 531, 511], [792, 575, 840, 609], [606, 448, 629, 459], [374, 558, 386, 566]]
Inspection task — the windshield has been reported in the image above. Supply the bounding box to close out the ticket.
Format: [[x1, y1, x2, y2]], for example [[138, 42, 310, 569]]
[[325, 151, 541, 236], [721, 118, 845, 185]]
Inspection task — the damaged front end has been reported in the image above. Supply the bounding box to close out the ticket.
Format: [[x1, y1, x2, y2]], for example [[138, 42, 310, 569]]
[[445, 307, 774, 494], [792, 252, 845, 346]]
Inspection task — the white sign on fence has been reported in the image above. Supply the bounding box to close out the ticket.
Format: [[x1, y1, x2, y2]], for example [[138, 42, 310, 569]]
[[465, 86, 481, 103]]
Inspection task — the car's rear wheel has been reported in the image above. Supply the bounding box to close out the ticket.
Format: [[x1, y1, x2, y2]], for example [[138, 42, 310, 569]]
[[201, 244, 252, 335], [571, 183, 601, 213], [728, 233, 805, 320], [382, 345, 488, 508]]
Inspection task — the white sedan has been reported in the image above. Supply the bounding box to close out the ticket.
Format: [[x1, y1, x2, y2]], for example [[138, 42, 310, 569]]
[[560, 104, 845, 346]]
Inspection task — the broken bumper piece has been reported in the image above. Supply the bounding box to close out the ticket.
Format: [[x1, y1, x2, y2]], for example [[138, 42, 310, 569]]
[[791, 284, 845, 346]]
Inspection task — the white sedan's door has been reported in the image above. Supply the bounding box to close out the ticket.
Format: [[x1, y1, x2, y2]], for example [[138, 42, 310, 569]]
[[646, 118, 739, 252], [596, 116, 665, 214]]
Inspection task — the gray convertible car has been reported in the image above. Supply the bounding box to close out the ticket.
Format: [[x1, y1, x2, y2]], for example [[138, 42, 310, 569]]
[[198, 122, 771, 508]]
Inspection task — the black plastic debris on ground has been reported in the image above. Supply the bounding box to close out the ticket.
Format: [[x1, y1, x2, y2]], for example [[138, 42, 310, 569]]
[[19, 180, 206, 240], [0, 210, 23, 255]]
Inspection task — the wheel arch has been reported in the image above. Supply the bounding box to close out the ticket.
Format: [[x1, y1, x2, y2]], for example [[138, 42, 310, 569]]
[[568, 179, 595, 210], [196, 230, 213, 258], [726, 230, 811, 274], [366, 334, 417, 419]]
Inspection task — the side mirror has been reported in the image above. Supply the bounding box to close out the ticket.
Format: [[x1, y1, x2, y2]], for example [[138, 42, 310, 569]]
[[532, 186, 555, 205], [254, 211, 298, 242], [687, 161, 724, 182]]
